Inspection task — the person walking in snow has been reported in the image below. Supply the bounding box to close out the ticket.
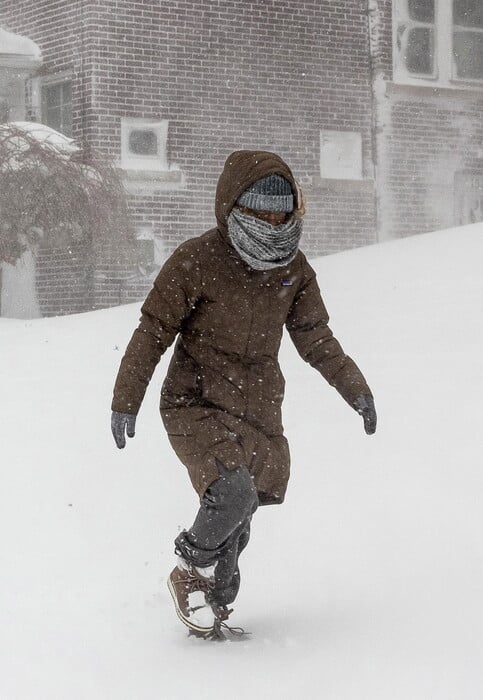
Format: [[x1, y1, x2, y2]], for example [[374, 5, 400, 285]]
[[111, 150, 376, 639]]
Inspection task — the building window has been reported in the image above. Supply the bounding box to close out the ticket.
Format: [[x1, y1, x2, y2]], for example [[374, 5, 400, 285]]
[[394, 0, 483, 86], [320, 130, 363, 180], [121, 118, 169, 171], [455, 172, 483, 224], [41, 81, 72, 136], [133, 226, 166, 275]]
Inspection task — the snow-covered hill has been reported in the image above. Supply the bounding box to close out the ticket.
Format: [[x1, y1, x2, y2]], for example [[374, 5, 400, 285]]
[[1, 224, 483, 700]]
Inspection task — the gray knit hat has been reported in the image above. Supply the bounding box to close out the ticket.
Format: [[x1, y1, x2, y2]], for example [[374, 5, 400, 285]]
[[237, 174, 294, 213]]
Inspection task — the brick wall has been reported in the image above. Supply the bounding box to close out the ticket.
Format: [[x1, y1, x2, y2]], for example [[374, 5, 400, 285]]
[[36, 241, 92, 316], [1, 0, 377, 315], [85, 0, 376, 260], [5, 1, 483, 317], [303, 179, 376, 256], [380, 87, 483, 238], [369, 1, 483, 240], [90, 238, 153, 310]]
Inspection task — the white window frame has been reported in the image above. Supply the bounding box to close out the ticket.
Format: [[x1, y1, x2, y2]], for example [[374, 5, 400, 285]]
[[29, 72, 73, 132], [393, 1, 483, 88], [319, 130, 363, 180], [120, 118, 169, 172]]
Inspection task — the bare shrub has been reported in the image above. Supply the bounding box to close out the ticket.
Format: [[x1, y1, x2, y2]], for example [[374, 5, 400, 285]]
[[0, 123, 134, 264]]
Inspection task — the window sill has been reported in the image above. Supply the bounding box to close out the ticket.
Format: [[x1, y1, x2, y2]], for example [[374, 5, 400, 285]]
[[0, 56, 41, 70], [121, 168, 184, 194], [311, 177, 374, 192], [388, 79, 483, 98]]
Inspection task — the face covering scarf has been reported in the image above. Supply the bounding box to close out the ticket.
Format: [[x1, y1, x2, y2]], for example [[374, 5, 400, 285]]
[[227, 208, 303, 271]]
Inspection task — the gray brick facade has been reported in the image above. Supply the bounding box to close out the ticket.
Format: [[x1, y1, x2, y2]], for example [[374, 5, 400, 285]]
[[1, 0, 482, 316]]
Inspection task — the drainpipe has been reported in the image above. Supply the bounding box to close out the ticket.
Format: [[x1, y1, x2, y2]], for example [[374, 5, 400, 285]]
[[367, 0, 382, 242]]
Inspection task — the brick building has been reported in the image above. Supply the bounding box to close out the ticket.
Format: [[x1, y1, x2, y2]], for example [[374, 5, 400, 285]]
[[370, 1, 483, 239], [0, 0, 482, 317]]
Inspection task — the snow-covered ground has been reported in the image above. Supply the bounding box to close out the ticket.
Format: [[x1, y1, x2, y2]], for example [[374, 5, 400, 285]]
[[1, 223, 483, 700]]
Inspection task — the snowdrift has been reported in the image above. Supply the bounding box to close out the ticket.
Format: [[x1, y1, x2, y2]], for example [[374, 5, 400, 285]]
[[1, 223, 483, 700]]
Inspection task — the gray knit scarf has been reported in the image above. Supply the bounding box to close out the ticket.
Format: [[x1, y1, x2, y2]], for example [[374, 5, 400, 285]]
[[227, 209, 302, 271]]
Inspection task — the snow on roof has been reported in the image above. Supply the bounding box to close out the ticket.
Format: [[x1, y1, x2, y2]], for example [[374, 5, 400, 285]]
[[0, 27, 42, 71], [0, 121, 79, 155], [0, 27, 42, 66]]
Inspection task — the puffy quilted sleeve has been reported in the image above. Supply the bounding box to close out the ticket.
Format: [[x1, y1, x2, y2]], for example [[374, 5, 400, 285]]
[[111, 242, 202, 414], [285, 256, 372, 406]]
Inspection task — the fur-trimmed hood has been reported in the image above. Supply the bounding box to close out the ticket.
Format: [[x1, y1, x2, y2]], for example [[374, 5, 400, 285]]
[[214, 150, 303, 236]]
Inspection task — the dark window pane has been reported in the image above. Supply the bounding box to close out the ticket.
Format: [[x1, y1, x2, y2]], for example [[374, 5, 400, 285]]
[[408, 0, 435, 23], [45, 106, 62, 133], [61, 104, 73, 137], [43, 84, 61, 107], [136, 239, 154, 268], [42, 81, 72, 137], [60, 82, 72, 136], [61, 81, 72, 104], [453, 0, 483, 29], [454, 31, 483, 79], [406, 26, 434, 74], [129, 129, 158, 156]]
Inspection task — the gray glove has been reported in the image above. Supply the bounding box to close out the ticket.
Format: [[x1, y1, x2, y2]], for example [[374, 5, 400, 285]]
[[352, 395, 377, 435], [111, 411, 137, 449]]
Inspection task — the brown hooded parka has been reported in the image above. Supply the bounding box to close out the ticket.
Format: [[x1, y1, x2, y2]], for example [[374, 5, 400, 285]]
[[112, 150, 372, 504]]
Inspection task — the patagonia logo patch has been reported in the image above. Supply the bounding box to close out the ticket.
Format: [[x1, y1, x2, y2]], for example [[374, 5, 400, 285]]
[[281, 279, 294, 286]]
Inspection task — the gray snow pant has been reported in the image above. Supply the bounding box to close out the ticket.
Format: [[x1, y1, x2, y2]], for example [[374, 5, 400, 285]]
[[174, 461, 259, 607]]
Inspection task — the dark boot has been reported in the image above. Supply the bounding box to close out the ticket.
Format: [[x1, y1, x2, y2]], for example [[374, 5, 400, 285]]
[[170, 463, 258, 633], [210, 516, 252, 606]]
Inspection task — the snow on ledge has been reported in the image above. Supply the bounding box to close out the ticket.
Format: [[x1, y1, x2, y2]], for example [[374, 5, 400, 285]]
[[0, 27, 42, 67], [0, 121, 79, 155]]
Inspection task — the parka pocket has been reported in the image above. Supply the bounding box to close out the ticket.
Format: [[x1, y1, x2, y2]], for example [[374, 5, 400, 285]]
[[161, 342, 202, 407]]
